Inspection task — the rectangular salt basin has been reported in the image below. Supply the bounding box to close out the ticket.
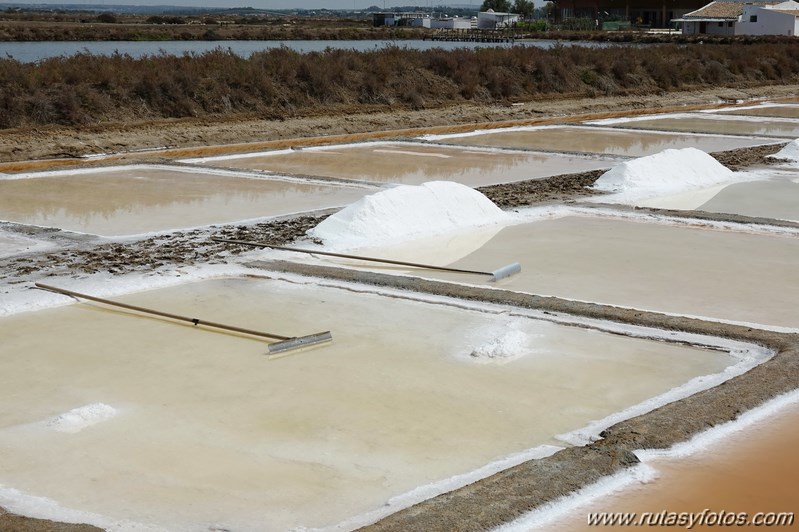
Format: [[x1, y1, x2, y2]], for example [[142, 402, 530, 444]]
[[603, 114, 799, 139], [715, 104, 799, 120], [0, 165, 367, 236], [0, 277, 733, 531], [428, 126, 775, 157], [540, 398, 799, 532], [183, 142, 616, 186], [367, 216, 798, 329], [692, 172, 799, 222]]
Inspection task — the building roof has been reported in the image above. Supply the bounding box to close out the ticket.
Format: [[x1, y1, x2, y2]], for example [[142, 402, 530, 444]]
[[772, 8, 799, 14], [682, 1, 747, 20]]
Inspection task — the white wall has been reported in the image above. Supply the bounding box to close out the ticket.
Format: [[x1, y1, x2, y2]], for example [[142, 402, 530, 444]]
[[477, 12, 520, 29], [681, 20, 736, 34], [736, 5, 798, 35], [431, 17, 471, 29]]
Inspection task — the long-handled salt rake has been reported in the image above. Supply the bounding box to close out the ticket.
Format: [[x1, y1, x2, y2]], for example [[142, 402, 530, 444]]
[[34, 283, 332, 355], [212, 238, 522, 282]]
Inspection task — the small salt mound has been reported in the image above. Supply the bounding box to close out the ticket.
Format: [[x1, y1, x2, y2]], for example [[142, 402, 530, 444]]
[[309, 181, 509, 249], [470, 330, 532, 364], [593, 148, 733, 196], [47, 403, 117, 433], [769, 139, 799, 161]]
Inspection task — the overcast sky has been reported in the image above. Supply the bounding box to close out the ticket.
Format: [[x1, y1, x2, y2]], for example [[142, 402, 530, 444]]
[[0, 0, 473, 10]]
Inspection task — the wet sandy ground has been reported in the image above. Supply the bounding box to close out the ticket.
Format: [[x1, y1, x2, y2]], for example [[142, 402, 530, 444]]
[[544, 401, 799, 531], [433, 126, 777, 157], [184, 142, 617, 187], [612, 115, 799, 139], [0, 277, 731, 531], [0, 166, 367, 236]]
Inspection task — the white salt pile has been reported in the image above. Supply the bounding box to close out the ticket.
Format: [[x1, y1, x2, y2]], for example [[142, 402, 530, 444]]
[[47, 403, 117, 433], [593, 147, 734, 197], [769, 139, 799, 162], [469, 330, 532, 364], [308, 181, 509, 249]]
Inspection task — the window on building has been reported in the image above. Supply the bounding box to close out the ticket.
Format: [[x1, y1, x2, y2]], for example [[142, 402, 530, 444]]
[[718, 21, 724, 26], [728, 21, 734, 26], [750, 15, 758, 22]]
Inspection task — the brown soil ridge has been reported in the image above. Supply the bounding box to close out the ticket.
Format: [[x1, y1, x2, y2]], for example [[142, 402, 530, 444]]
[[1, 83, 797, 168], [250, 260, 798, 532]]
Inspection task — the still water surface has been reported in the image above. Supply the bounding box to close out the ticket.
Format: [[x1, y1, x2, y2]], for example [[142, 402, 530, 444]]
[[1, 38, 612, 62]]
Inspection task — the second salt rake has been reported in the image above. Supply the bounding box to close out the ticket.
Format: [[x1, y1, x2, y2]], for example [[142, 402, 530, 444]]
[[212, 238, 522, 282]]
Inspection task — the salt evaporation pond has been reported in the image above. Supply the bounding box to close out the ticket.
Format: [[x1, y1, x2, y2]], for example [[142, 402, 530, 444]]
[[0, 276, 735, 531], [599, 114, 799, 139], [693, 172, 799, 222], [532, 396, 799, 532], [715, 103, 799, 120], [422, 126, 775, 157], [496, 393, 799, 532], [0, 165, 367, 236], [182, 142, 616, 186], [578, 146, 799, 220], [350, 216, 798, 329]]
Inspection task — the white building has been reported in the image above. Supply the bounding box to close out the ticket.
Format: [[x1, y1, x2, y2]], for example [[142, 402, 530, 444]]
[[738, 0, 799, 35], [372, 12, 431, 27], [430, 17, 473, 29], [674, 0, 799, 35], [477, 10, 521, 29]]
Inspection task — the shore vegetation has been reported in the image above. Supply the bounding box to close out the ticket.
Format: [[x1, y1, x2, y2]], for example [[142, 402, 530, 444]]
[[1, 43, 798, 129]]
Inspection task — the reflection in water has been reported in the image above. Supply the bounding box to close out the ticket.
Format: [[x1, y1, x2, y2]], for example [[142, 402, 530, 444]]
[[196, 142, 614, 186], [0, 168, 366, 235], [443, 126, 770, 157]]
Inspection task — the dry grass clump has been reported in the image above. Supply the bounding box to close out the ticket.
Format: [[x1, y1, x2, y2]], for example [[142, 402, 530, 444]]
[[2, 43, 798, 128]]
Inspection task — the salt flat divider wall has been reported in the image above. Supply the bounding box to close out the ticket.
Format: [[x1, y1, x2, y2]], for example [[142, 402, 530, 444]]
[[247, 259, 799, 532]]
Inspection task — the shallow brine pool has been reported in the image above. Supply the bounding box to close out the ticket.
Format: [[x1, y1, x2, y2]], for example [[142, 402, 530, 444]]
[[0, 165, 367, 236], [420, 126, 776, 157], [0, 276, 736, 531], [181, 142, 616, 186], [344, 216, 799, 330], [597, 114, 799, 139], [713, 103, 799, 120]]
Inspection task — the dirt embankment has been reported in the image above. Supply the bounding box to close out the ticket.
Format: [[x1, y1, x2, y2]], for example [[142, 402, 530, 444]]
[[2, 83, 798, 167]]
